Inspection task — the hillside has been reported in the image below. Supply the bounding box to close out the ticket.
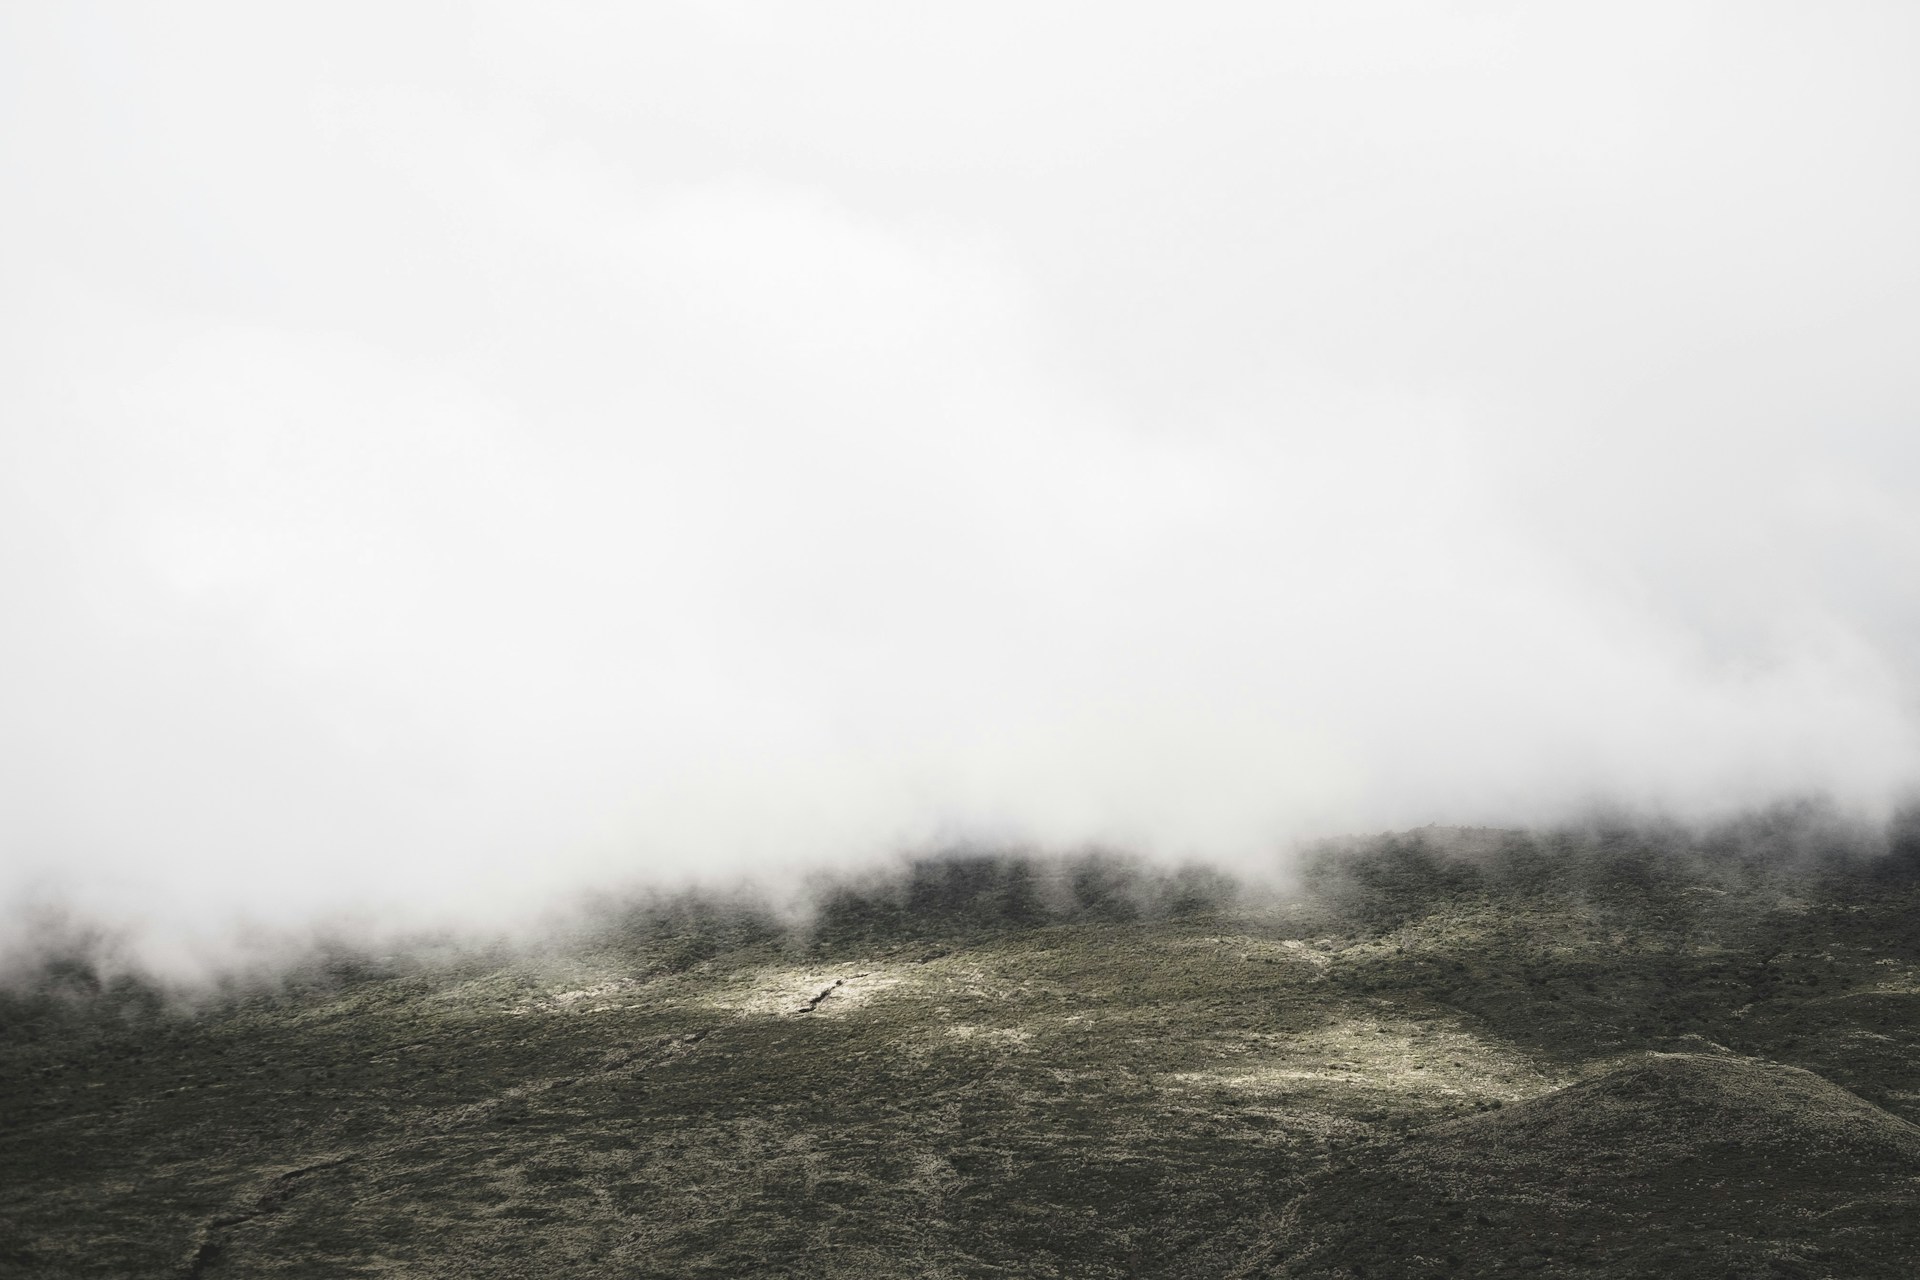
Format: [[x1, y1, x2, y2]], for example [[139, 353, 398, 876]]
[[5, 817, 1920, 1277], [1269, 1053, 1920, 1278]]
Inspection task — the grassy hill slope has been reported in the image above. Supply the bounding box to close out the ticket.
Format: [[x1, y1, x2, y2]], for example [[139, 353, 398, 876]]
[[5, 816, 1920, 1277]]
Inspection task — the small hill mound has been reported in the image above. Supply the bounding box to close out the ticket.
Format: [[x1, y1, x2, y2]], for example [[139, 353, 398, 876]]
[[1265, 1053, 1920, 1279]]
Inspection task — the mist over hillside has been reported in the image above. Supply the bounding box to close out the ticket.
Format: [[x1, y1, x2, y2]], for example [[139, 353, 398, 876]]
[[3, 7, 1920, 1274], [4, 3, 1920, 960], [5, 8, 1920, 1271], [7, 800, 1914, 1012]]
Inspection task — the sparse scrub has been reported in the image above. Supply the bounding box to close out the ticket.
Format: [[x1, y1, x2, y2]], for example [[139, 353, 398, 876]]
[[6, 813, 1920, 1276]]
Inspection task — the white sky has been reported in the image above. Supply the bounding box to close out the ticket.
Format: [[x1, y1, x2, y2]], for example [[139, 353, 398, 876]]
[[3, 3, 1918, 950]]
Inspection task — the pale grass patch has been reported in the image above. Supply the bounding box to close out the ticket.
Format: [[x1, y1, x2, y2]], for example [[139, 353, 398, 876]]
[[1165, 1013, 1562, 1105], [698, 963, 914, 1019], [1182, 935, 1338, 969], [506, 975, 644, 1015], [945, 1024, 1034, 1049]]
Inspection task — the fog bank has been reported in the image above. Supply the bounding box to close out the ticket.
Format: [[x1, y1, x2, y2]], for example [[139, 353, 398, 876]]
[[3, 4, 1918, 962]]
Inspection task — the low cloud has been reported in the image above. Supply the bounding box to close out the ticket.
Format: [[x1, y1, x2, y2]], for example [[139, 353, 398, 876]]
[[2, 4, 1916, 967]]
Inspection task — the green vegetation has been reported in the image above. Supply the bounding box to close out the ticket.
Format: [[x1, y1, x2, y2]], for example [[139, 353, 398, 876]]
[[5, 812, 1920, 1277]]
